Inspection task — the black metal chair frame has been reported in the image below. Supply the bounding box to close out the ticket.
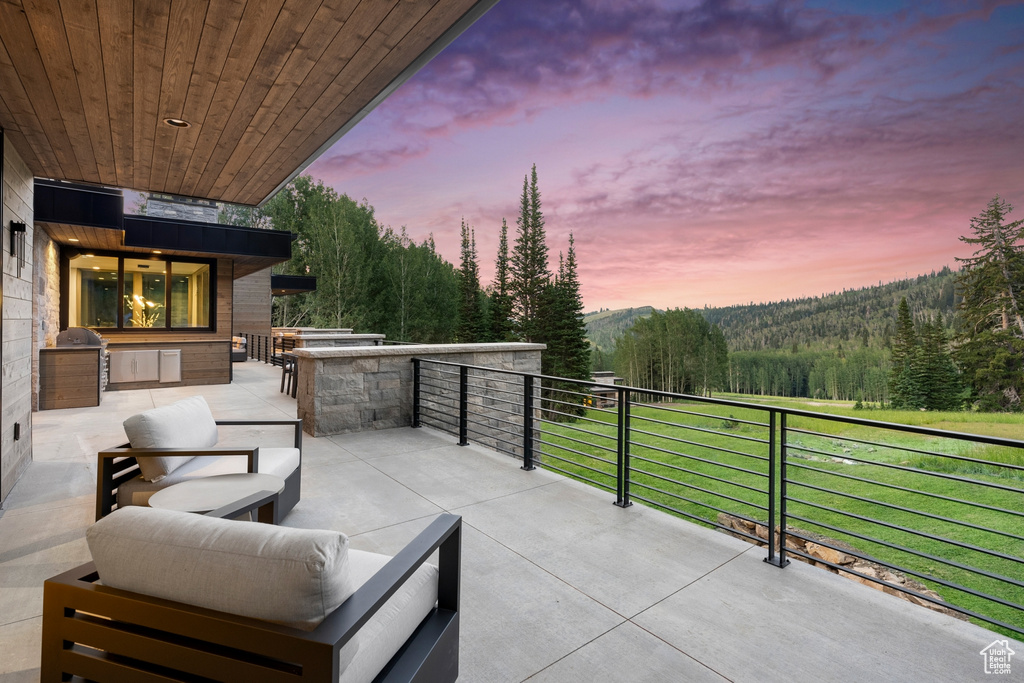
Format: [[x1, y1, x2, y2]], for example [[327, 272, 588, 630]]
[[280, 352, 298, 398], [41, 509, 462, 682], [96, 418, 303, 524]]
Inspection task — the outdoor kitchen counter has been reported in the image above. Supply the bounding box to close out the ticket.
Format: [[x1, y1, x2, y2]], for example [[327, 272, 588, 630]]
[[38, 346, 104, 409]]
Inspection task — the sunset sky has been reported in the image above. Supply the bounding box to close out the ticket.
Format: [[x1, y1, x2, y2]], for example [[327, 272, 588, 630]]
[[306, 0, 1024, 312]]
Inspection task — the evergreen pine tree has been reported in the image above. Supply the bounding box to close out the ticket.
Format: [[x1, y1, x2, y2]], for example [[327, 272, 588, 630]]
[[489, 218, 516, 342], [510, 165, 550, 342], [555, 233, 590, 381], [889, 297, 922, 409], [917, 313, 962, 410], [456, 218, 485, 342], [955, 196, 1024, 410]]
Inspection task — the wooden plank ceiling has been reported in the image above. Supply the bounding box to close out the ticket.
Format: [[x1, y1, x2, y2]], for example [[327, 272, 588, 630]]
[[0, 0, 492, 206]]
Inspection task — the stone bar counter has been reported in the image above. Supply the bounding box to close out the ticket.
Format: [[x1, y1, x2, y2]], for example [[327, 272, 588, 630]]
[[292, 332, 385, 348], [291, 343, 545, 442]]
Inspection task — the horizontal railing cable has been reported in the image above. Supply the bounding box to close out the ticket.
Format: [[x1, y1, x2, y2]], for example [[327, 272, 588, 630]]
[[630, 454, 769, 496], [786, 425, 1024, 472], [628, 439, 769, 479], [787, 476, 1024, 543], [630, 411, 769, 445], [629, 425, 769, 462], [631, 400, 769, 428], [783, 461, 1024, 520], [786, 444, 1024, 494]]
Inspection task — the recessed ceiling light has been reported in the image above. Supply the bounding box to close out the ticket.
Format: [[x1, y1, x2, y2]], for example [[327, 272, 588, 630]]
[[68, 238, 79, 242], [92, 266, 100, 270], [85, 254, 94, 258], [153, 250, 162, 254], [163, 118, 191, 128]]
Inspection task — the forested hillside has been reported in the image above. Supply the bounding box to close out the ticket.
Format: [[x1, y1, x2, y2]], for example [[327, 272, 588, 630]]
[[703, 268, 957, 352], [584, 306, 656, 351], [588, 269, 960, 402]]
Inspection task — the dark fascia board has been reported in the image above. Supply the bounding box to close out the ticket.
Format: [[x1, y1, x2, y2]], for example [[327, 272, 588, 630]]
[[271, 274, 317, 296], [124, 215, 293, 259], [34, 179, 124, 230], [257, 0, 502, 208]]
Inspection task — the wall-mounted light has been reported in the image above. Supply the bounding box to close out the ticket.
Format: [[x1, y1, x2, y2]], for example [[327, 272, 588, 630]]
[[9, 221, 26, 277]]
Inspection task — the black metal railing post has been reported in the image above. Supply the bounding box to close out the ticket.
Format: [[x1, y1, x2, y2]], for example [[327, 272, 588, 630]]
[[458, 365, 469, 446], [765, 409, 780, 566], [777, 411, 790, 568], [412, 358, 422, 428], [615, 387, 633, 508], [522, 375, 535, 470]]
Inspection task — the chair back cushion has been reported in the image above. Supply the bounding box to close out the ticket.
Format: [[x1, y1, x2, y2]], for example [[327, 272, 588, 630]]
[[87, 507, 356, 632], [123, 396, 219, 481]]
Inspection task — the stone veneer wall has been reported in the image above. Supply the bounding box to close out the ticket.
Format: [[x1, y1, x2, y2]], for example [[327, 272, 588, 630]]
[[293, 344, 545, 452], [32, 229, 59, 410], [2, 134, 34, 503]]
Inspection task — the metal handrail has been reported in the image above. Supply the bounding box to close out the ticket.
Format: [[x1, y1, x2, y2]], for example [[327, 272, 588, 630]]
[[412, 357, 1024, 639]]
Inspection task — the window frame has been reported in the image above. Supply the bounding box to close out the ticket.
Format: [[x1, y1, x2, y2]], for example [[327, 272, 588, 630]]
[[60, 249, 217, 333]]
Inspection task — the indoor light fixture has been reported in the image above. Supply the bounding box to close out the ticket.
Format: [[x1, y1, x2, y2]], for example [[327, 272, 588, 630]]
[[153, 250, 162, 254], [163, 118, 191, 128], [68, 238, 79, 242]]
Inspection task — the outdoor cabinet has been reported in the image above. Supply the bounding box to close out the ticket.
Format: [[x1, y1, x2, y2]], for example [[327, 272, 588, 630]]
[[108, 350, 160, 383], [159, 349, 182, 383]]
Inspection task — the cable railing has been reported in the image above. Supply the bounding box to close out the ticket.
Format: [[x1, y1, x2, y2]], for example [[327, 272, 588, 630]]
[[412, 357, 1024, 640]]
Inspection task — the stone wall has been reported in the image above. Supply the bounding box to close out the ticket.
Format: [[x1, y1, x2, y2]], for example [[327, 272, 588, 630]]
[[2, 135, 34, 503], [293, 343, 545, 448], [32, 229, 59, 410]]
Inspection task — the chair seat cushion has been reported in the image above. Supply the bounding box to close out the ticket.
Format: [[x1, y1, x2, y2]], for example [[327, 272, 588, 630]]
[[117, 447, 300, 508], [87, 507, 355, 632], [339, 550, 439, 683], [123, 396, 219, 482]]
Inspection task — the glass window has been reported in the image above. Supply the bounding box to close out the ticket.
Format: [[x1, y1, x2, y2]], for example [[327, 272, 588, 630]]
[[65, 252, 213, 331], [123, 258, 167, 328], [170, 262, 211, 328], [69, 254, 119, 328]]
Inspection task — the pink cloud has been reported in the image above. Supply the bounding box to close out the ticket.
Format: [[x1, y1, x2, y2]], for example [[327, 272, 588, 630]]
[[309, 0, 1024, 311]]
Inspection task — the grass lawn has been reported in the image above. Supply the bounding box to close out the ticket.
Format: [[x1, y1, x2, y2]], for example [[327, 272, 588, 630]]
[[538, 392, 1024, 639]]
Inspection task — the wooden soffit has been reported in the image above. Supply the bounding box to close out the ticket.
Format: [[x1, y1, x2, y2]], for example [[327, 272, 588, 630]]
[[0, 0, 497, 206]]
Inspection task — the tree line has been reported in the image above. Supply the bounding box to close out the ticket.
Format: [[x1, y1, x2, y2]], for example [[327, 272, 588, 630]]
[[224, 168, 590, 404], [602, 196, 1023, 412], [613, 309, 728, 396]]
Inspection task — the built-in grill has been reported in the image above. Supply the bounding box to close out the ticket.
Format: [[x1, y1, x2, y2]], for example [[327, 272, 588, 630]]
[[56, 327, 106, 348]]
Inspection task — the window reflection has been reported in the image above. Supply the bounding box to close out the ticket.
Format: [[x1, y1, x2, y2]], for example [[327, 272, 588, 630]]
[[123, 258, 166, 328], [68, 254, 118, 328], [170, 262, 210, 328], [65, 253, 213, 331]]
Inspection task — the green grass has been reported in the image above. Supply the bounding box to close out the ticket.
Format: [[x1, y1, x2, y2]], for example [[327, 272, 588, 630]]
[[538, 394, 1024, 639]]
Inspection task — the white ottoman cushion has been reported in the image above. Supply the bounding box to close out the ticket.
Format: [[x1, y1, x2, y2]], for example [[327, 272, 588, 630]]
[[87, 507, 355, 633], [123, 396, 219, 481], [117, 447, 299, 508]]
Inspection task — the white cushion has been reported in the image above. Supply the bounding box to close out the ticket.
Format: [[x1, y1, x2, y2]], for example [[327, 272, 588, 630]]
[[339, 550, 439, 683], [123, 396, 219, 482], [117, 447, 299, 508], [87, 507, 355, 633]]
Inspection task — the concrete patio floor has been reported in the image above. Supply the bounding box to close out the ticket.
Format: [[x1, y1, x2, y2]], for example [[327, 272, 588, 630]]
[[1, 361, 1019, 682]]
